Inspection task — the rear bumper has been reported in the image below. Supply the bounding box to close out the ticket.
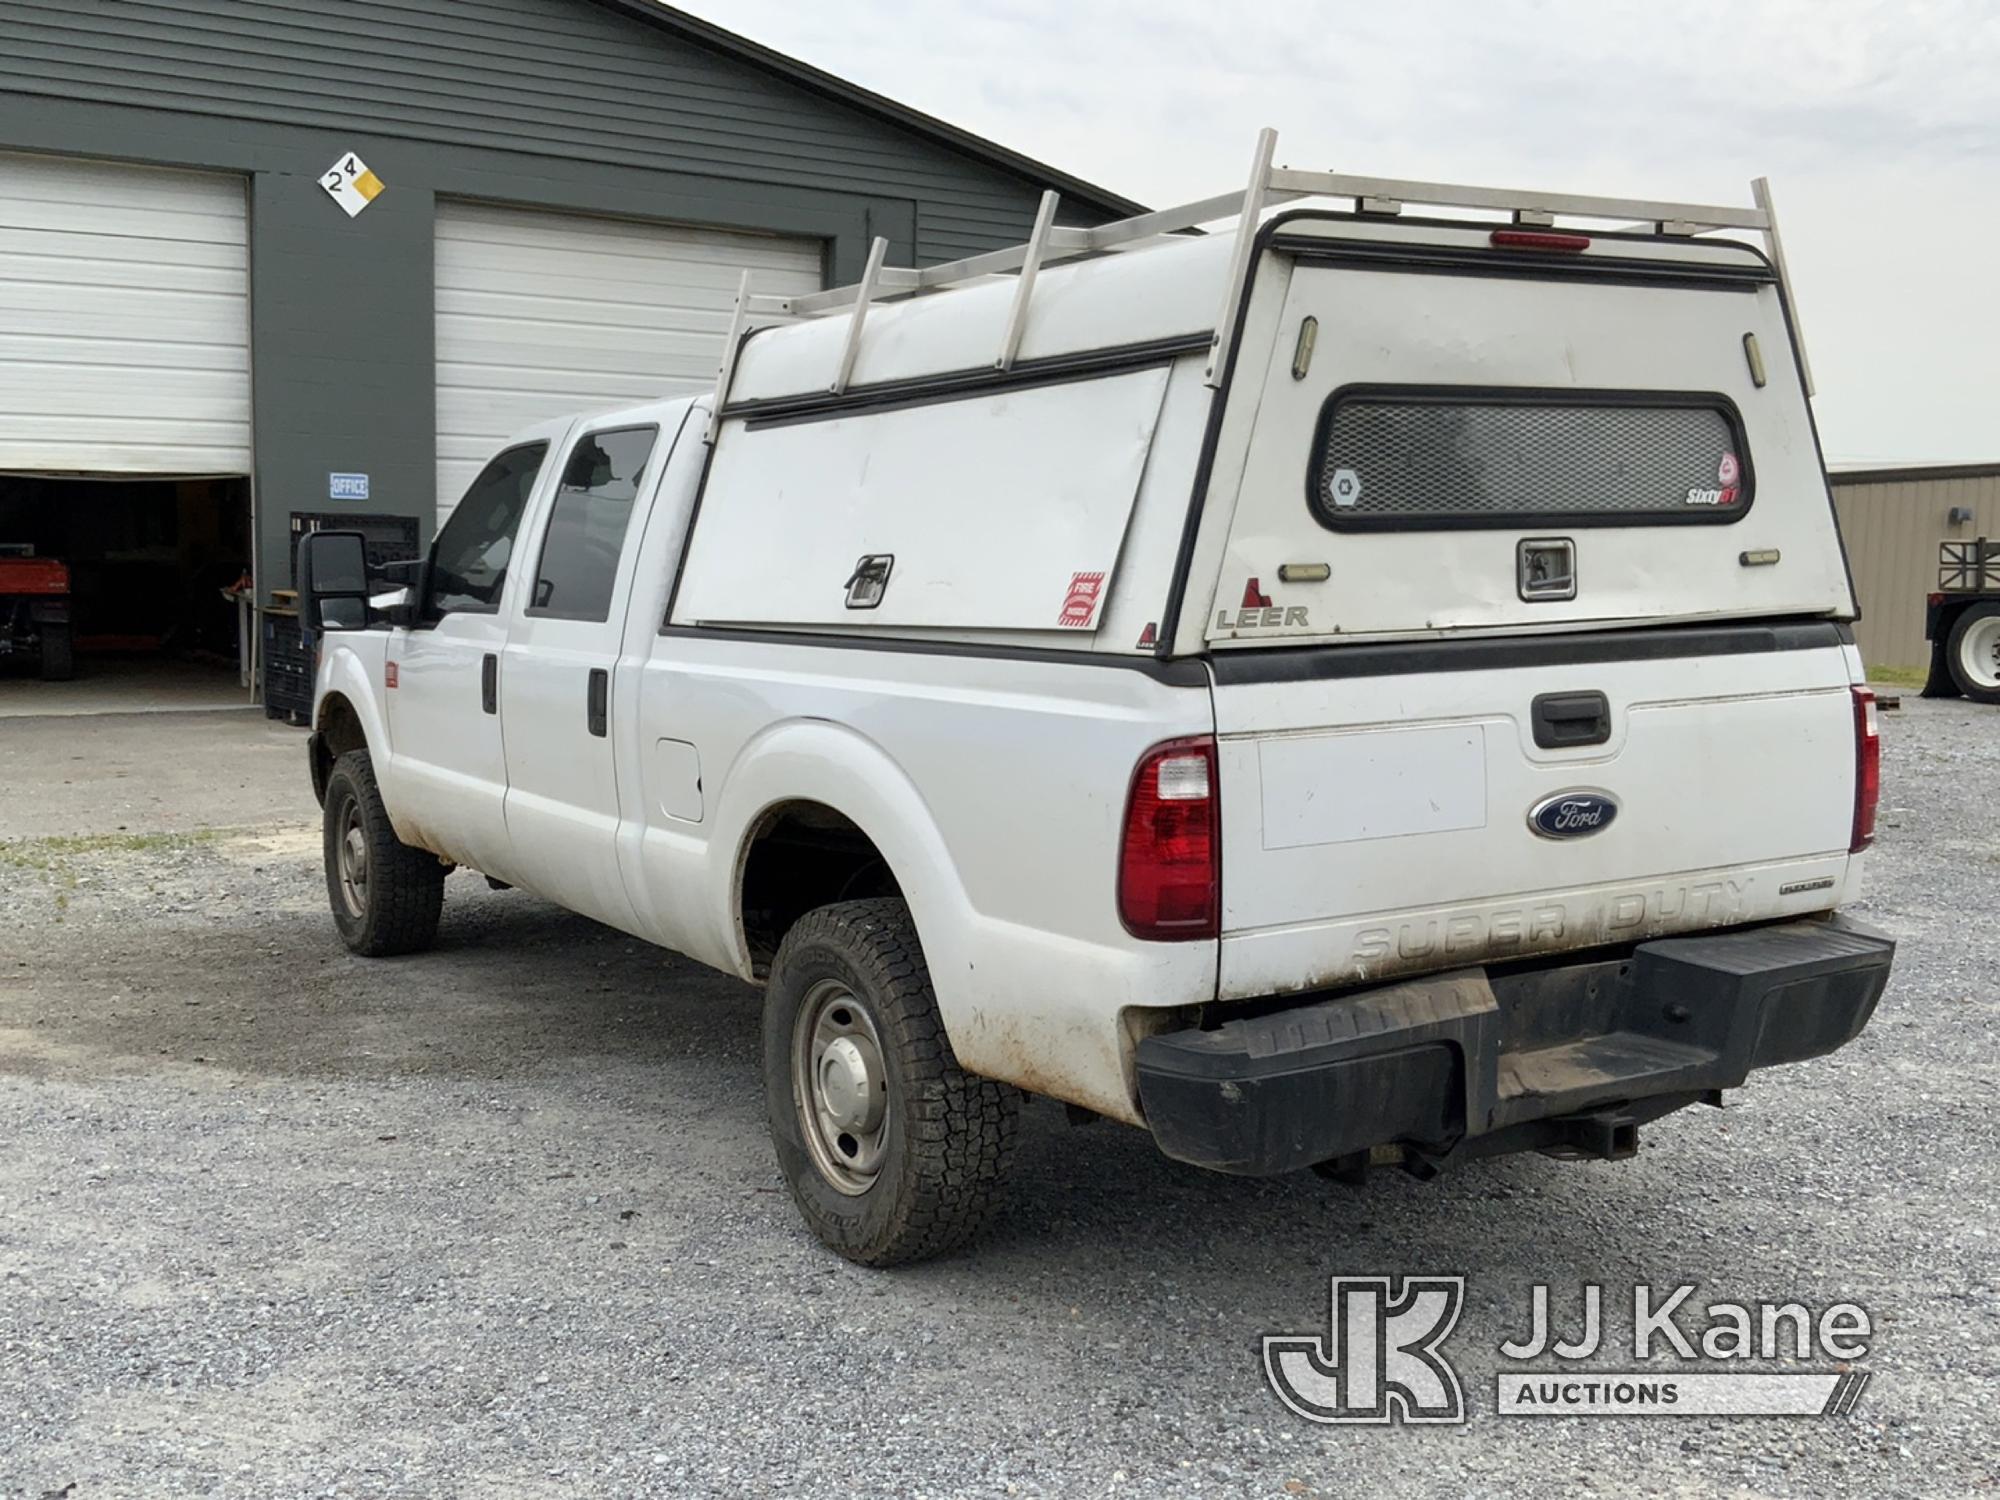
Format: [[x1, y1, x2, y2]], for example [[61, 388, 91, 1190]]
[[1135, 916, 1894, 1176]]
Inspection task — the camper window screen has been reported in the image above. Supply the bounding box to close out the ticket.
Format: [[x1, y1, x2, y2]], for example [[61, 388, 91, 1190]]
[[1307, 387, 1751, 530]]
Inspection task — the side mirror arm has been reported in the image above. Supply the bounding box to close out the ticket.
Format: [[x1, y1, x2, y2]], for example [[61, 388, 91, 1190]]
[[377, 593, 419, 628], [365, 556, 429, 628]]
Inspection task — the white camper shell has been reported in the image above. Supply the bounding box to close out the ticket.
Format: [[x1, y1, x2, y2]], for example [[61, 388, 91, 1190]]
[[304, 133, 1893, 1264]]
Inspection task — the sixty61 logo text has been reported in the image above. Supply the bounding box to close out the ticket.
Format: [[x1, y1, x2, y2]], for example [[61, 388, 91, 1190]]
[[1264, 1277, 1874, 1423]]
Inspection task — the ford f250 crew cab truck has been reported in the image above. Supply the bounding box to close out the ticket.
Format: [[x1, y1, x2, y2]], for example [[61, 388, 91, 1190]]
[[299, 133, 1894, 1265]]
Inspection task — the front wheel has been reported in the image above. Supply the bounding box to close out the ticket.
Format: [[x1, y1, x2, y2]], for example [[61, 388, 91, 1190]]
[[322, 750, 445, 956], [1946, 601, 2000, 704], [763, 898, 1018, 1265]]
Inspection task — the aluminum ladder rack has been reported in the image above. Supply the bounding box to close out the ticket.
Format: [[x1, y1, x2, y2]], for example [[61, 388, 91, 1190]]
[[706, 126, 1810, 441]]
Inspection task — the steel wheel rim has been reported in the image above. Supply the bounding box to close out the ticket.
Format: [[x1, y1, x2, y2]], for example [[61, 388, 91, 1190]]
[[1961, 616, 2000, 690], [335, 794, 369, 920], [792, 977, 890, 1196]]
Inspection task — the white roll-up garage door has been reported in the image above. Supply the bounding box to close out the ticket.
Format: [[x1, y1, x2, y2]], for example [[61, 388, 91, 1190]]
[[0, 152, 250, 475], [434, 201, 823, 516]]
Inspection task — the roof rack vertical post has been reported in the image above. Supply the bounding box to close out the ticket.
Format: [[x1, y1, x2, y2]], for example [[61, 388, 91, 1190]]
[[1204, 127, 1278, 388], [704, 268, 753, 444], [995, 190, 1060, 371], [1751, 176, 1813, 397], [831, 235, 890, 394]]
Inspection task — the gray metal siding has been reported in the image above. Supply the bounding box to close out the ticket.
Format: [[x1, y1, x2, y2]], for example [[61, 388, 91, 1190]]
[[0, 0, 1128, 616], [1831, 471, 2000, 671], [0, 0, 1111, 263], [247, 172, 438, 599]]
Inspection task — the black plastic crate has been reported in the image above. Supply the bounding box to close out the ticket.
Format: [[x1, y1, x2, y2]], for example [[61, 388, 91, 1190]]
[[261, 610, 313, 720], [288, 511, 422, 586]]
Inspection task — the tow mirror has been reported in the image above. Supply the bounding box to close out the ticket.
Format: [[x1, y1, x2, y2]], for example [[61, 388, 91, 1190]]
[[297, 530, 371, 632]]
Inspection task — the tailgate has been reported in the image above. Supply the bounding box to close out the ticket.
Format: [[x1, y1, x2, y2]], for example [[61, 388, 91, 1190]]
[[1210, 629, 1863, 1000]]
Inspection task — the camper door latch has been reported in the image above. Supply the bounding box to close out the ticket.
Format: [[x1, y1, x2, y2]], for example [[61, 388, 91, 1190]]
[[844, 553, 894, 609], [1518, 538, 1577, 602]]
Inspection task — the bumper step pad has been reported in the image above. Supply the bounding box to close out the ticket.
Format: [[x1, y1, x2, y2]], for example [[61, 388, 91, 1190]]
[[1136, 917, 1894, 1176]]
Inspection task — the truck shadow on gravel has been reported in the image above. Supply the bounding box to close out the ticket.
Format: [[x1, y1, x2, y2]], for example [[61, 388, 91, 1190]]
[[11, 882, 1714, 1282]]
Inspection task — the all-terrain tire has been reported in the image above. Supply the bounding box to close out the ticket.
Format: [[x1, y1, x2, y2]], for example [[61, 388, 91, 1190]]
[[322, 749, 445, 956], [38, 620, 72, 681], [1945, 601, 2000, 705], [763, 898, 1018, 1266]]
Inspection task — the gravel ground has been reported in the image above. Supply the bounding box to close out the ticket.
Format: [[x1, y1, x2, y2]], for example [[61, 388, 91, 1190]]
[[1, 700, 1995, 1498]]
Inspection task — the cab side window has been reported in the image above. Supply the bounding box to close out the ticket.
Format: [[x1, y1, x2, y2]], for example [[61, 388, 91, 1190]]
[[425, 442, 550, 619], [527, 425, 659, 622]]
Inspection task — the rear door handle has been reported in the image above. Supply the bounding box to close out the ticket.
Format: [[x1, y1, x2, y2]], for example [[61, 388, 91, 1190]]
[[587, 667, 609, 738], [1531, 690, 1610, 749], [481, 653, 498, 715]]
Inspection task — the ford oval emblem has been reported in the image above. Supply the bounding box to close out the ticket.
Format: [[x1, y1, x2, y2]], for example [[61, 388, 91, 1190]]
[[1529, 790, 1619, 840]]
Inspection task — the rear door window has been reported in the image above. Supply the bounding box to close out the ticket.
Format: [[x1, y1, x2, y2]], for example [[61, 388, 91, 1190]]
[[1308, 387, 1750, 530], [527, 425, 660, 622]]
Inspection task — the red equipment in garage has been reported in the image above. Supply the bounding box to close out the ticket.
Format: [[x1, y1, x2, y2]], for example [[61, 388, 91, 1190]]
[[0, 547, 74, 680]]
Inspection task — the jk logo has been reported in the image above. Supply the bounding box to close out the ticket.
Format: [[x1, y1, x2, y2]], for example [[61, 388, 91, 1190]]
[[1263, 1276, 1467, 1424]]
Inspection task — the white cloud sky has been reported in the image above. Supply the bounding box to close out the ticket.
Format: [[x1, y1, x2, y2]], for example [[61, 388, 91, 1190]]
[[677, 0, 2000, 464]]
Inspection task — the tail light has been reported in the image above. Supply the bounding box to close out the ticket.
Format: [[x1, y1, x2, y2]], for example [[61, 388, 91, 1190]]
[[1850, 686, 1880, 852], [1119, 736, 1218, 940]]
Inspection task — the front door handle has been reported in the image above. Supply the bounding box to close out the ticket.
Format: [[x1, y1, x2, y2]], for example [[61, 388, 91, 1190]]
[[481, 653, 498, 714], [586, 667, 608, 738]]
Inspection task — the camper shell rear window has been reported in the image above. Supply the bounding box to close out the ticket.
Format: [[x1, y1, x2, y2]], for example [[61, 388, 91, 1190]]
[[1307, 386, 1753, 531]]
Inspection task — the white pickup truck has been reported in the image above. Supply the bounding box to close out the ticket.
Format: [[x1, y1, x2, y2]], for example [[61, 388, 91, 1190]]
[[300, 137, 1894, 1264]]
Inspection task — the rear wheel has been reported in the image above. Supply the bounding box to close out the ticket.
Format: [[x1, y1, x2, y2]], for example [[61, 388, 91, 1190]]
[[322, 750, 445, 956], [762, 898, 1017, 1265], [38, 620, 72, 681], [1946, 601, 2000, 704]]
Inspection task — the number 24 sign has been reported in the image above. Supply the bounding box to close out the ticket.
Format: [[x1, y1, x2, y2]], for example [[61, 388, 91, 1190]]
[[320, 152, 386, 219]]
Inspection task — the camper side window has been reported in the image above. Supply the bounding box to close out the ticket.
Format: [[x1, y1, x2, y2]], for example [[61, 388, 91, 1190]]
[[425, 442, 550, 619]]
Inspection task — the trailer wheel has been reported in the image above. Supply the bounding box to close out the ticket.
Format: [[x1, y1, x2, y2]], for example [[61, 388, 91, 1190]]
[[1946, 601, 2000, 704], [762, 898, 1017, 1265], [322, 750, 445, 955], [38, 620, 72, 681]]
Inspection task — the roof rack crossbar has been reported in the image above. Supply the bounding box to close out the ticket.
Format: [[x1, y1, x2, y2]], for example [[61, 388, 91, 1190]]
[[1263, 167, 1770, 233], [1075, 190, 1252, 251], [704, 129, 1807, 428]]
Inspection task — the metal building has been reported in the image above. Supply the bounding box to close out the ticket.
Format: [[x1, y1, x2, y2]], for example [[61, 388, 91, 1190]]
[[0, 0, 1135, 697], [1829, 462, 2000, 673]]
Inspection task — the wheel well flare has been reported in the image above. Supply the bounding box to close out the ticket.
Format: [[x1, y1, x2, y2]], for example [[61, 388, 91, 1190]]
[[739, 802, 901, 975]]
